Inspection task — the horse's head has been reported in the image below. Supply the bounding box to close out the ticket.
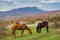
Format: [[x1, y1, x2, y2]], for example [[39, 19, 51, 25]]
[[26, 26, 32, 35]]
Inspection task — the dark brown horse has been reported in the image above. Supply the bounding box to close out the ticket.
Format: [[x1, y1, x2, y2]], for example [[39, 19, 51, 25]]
[[11, 22, 32, 37], [37, 21, 49, 33]]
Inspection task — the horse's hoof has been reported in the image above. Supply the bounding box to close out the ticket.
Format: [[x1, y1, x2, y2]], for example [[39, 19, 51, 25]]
[[37, 32, 41, 34], [47, 31, 49, 33]]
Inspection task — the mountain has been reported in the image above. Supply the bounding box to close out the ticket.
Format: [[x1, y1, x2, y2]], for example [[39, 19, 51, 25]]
[[0, 8, 60, 21], [18, 10, 60, 21], [0, 7, 44, 17]]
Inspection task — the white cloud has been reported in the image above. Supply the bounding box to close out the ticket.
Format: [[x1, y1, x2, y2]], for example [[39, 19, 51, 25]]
[[0, 0, 60, 11], [0, 0, 42, 11], [41, 0, 60, 3], [48, 8, 60, 11]]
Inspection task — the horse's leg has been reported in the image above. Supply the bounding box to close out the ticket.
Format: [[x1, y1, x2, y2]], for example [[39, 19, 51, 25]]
[[39, 27, 41, 33], [11, 28, 16, 37], [45, 21, 49, 33], [46, 25, 49, 33], [21, 30, 24, 36], [46, 27, 48, 33]]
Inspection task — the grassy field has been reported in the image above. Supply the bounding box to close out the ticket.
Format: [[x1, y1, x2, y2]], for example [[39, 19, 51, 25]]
[[6, 26, 60, 40]]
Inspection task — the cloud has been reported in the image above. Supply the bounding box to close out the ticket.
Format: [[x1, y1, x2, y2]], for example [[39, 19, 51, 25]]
[[0, 0, 42, 11], [0, 0, 60, 11]]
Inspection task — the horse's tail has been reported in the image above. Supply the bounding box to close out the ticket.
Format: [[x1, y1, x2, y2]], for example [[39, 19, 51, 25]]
[[37, 25, 39, 33], [26, 26, 32, 35], [37, 23, 41, 33]]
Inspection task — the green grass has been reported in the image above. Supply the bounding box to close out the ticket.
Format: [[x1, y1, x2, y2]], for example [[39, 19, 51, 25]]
[[6, 26, 60, 40]]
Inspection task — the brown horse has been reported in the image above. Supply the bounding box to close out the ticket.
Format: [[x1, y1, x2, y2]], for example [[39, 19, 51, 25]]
[[37, 21, 49, 33], [11, 22, 32, 37]]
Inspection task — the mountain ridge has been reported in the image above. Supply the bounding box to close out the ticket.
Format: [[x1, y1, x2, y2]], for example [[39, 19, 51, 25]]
[[0, 7, 44, 17]]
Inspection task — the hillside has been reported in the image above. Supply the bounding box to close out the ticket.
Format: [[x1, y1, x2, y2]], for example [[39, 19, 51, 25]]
[[0, 7, 44, 17], [16, 10, 60, 21], [0, 9, 60, 21]]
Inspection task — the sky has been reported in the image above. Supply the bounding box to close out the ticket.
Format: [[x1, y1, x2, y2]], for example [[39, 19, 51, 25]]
[[0, 0, 60, 11]]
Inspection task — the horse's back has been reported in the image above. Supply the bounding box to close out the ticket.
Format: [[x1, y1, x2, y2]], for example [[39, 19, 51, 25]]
[[16, 24, 27, 30], [38, 23, 44, 27], [37, 21, 48, 28]]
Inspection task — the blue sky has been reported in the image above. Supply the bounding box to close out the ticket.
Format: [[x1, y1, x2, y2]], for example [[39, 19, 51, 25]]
[[0, 0, 60, 11]]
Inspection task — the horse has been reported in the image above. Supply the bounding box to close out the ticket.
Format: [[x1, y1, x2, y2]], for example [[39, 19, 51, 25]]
[[37, 21, 49, 33], [11, 22, 32, 37]]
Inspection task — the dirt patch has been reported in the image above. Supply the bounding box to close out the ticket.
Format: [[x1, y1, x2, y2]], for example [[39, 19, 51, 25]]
[[56, 28, 60, 32]]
